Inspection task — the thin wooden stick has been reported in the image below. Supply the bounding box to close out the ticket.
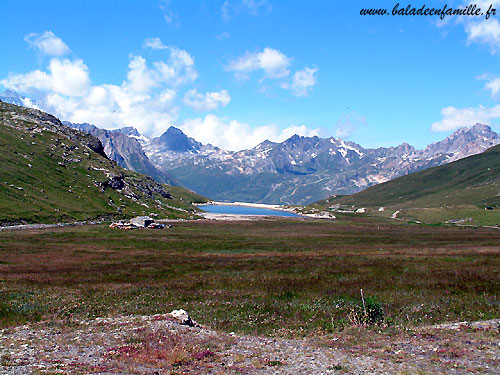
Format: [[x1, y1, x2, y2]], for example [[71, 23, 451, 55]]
[[360, 288, 367, 317]]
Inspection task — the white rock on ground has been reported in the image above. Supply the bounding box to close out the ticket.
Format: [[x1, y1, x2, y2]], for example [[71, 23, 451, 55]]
[[168, 309, 197, 327]]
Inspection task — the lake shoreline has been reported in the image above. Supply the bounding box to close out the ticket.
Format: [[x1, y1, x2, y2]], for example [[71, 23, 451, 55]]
[[196, 201, 301, 220], [197, 201, 336, 220], [197, 201, 283, 210]]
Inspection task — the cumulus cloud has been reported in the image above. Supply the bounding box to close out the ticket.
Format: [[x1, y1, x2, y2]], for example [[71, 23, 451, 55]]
[[183, 89, 231, 111], [226, 47, 291, 80], [180, 114, 319, 150], [431, 104, 500, 132], [1, 58, 90, 97], [465, 18, 500, 53], [450, 1, 500, 53], [159, 47, 198, 85], [290, 67, 318, 97], [226, 48, 318, 96], [0, 41, 202, 137], [24, 31, 70, 56]]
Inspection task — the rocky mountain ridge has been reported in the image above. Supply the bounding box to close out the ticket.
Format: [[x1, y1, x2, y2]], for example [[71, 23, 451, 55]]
[[4, 89, 499, 205], [63, 121, 176, 186]]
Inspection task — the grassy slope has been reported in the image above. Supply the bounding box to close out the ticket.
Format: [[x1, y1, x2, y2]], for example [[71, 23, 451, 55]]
[[314, 144, 500, 224], [0, 102, 207, 224]]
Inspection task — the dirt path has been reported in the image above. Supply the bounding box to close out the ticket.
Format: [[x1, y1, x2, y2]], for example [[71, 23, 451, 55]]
[[1, 315, 498, 374]]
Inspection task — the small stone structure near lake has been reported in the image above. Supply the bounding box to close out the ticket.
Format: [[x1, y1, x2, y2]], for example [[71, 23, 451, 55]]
[[130, 216, 154, 228]]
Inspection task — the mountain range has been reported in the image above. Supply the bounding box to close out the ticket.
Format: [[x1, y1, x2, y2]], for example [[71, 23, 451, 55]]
[[2, 89, 500, 205], [142, 123, 500, 204]]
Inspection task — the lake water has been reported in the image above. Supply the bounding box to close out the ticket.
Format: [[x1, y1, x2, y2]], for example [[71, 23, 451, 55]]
[[201, 204, 299, 217]]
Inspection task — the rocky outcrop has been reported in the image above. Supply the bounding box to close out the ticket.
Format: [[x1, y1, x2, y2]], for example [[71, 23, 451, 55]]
[[101, 174, 125, 190], [86, 136, 108, 159]]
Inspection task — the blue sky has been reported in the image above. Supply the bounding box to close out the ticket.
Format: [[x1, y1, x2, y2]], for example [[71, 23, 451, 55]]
[[2, 0, 500, 150]]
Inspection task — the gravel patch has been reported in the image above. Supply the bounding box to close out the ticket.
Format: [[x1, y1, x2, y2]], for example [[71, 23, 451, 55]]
[[1, 315, 499, 374]]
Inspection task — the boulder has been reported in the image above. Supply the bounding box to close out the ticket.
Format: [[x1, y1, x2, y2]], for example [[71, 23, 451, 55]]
[[168, 309, 197, 327]]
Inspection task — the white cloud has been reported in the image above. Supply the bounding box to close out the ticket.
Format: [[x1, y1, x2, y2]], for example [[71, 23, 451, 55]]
[[290, 67, 318, 97], [127, 56, 160, 94], [451, 1, 500, 53], [484, 76, 500, 97], [183, 89, 231, 111], [127, 45, 198, 91], [143, 37, 168, 50], [154, 47, 198, 86], [0, 44, 201, 137], [465, 19, 500, 52], [431, 104, 500, 132], [1, 58, 90, 97], [24, 31, 70, 56], [180, 114, 319, 150], [226, 49, 319, 97], [226, 47, 291, 80], [40, 83, 179, 137]]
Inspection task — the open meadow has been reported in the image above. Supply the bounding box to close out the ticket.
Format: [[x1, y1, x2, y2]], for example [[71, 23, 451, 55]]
[[1, 217, 499, 373], [1, 217, 499, 332]]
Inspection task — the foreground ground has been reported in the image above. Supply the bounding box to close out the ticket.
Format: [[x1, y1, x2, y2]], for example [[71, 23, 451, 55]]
[[1, 314, 498, 374], [0, 217, 499, 373]]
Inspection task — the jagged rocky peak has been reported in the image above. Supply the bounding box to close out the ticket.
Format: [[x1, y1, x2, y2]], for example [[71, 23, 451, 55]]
[[280, 134, 324, 154], [388, 142, 415, 157], [115, 126, 141, 137], [254, 139, 277, 150], [424, 123, 500, 156], [285, 134, 302, 143], [283, 134, 320, 145], [64, 122, 99, 133], [447, 123, 496, 140], [156, 126, 202, 153], [469, 123, 494, 134]]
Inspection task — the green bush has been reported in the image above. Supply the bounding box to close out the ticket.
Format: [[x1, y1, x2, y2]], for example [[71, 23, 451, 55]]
[[349, 295, 384, 326], [363, 296, 384, 324]]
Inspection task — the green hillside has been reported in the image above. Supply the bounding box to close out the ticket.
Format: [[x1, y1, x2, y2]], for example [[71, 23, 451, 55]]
[[0, 101, 207, 225], [315, 144, 500, 225]]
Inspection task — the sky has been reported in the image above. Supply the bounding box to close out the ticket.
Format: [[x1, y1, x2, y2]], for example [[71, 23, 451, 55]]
[[2, 0, 500, 150]]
